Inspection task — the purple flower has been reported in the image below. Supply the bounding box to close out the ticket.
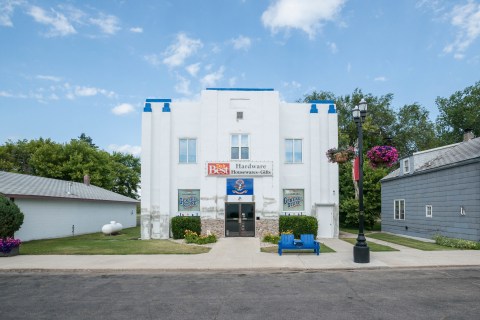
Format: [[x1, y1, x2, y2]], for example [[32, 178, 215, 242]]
[[0, 237, 21, 254], [366, 146, 398, 168]]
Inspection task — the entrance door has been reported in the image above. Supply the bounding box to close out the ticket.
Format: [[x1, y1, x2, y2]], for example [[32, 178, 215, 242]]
[[225, 203, 255, 237]]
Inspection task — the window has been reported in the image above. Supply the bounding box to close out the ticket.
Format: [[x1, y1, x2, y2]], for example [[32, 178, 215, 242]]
[[231, 134, 249, 160], [179, 138, 196, 163], [178, 190, 200, 212], [394, 199, 405, 220], [426, 205, 432, 218], [285, 139, 302, 163], [403, 159, 410, 174], [283, 189, 305, 212]]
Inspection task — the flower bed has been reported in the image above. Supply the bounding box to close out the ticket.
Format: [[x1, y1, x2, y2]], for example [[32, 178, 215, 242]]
[[366, 146, 398, 168], [0, 237, 21, 257]]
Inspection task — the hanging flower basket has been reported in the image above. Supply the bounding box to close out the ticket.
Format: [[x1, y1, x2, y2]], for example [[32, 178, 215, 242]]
[[0, 238, 21, 257], [366, 146, 398, 168], [326, 147, 355, 164]]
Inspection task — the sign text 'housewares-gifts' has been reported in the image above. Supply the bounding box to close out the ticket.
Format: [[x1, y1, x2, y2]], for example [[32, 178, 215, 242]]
[[206, 161, 273, 176]]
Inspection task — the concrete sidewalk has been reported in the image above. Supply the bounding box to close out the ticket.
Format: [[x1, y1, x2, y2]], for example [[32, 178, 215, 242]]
[[1, 237, 479, 272]]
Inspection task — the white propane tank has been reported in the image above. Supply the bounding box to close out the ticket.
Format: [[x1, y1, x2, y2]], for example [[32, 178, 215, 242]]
[[102, 221, 123, 235]]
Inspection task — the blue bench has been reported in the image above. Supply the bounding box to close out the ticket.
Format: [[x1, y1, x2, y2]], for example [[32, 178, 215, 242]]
[[278, 234, 320, 256]]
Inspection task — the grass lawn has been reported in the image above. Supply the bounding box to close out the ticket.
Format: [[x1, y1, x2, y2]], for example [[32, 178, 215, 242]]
[[367, 233, 456, 251], [261, 243, 335, 254], [20, 226, 210, 255], [340, 237, 398, 252]]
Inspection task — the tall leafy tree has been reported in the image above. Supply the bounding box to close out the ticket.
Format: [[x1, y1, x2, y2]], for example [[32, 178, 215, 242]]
[[436, 81, 480, 144]]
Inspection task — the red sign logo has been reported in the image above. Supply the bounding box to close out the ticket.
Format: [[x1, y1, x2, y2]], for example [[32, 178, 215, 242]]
[[207, 163, 230, 175]]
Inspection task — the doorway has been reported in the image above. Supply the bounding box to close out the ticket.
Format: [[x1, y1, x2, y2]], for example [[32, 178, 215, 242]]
[[225, 203, 255, 237]]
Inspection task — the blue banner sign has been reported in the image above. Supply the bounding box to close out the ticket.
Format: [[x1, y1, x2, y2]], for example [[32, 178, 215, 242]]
[[227, 178, 254, 195]]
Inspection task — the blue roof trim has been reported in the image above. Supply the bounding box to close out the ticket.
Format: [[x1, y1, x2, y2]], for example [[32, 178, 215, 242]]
[[206, 88, 274, 91], [328, 104, 336, 114], [162, 102, 171, 112], [146, 98, 172, 103], [310, 100, 335, 104], [310, 103, 318, 113], [144, 103, 152, 112]]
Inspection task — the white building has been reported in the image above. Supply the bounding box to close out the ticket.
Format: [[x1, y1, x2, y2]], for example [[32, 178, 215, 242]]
[[141, 88, 339, 240], [0, 171, 138, 241]]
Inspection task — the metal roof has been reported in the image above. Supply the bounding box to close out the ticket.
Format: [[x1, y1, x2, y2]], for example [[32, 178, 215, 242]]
[[382, 137, 480, 181], [0, 171, 138, 203]]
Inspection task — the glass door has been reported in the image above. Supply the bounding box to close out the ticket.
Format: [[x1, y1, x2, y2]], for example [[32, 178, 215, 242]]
[[225, 203, 255, 237]]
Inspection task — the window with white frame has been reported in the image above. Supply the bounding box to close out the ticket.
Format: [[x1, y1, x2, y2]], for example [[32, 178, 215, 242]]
[[231, 134, 249, 160], [394, 199, 405, 220], [426, 205, 432, 218], [179, 138, 196, 163], [285, 139, 302, 163], [403, 158, 410, 174]]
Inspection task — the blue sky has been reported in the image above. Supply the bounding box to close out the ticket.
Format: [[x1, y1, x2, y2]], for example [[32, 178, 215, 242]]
[[1, 0, 479, 156]]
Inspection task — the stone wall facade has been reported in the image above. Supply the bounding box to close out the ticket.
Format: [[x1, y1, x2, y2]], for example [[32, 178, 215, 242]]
[[255, 219, 279, 239], [201, 219, 225, 238]]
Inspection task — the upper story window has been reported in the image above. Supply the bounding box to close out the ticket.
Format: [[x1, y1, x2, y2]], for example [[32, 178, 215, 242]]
[[426, 205, 432, 218], [403, 158, 410, 174], [285, 139, 302, 163], [231, 134, 249, 160], [179, 138, 196, 163], [394, 199, 405, 220]]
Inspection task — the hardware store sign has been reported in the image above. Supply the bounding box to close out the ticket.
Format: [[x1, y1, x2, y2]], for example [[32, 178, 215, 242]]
[[206, 161, 273, 176]]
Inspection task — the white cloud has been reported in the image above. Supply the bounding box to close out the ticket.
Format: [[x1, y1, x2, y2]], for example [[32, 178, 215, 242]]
[[108, 144, 141, 156], [130, 26, 143, 33], [111, 103, 135, 115], [36, 74, 62, 82], [327, 41, 338, 53], [201, 66, 225, 88], [74, 86, 116, 98], [174, 75, 191, 96], [89, 13, 120, 35], [374, 76, 387, 82], [283, 80, 302, 88], [163, 33, 203, 67], [231, 35, 252, 50], [186, 63, 201, 77], [144, 54, 161, 66], [261, 0, 346, 38], [229, 77, 237, 87], [27, 5, 76, 37], [0, 90, 14, 97], [0, 0, 22, 27], [443, 1, 480, 59]]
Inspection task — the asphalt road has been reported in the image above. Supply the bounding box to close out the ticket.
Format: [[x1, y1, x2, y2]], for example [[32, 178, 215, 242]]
[[2, 267, 480, 320]]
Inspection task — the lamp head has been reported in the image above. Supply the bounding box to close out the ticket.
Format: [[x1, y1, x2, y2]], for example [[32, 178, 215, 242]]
[[352, 105, 360, 122], [359, 98, 367, 121]]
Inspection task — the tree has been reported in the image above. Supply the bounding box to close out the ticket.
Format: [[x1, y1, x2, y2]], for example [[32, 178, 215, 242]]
[[0, 195, 24, 238], [393, 103, 439, 157], [436, 81, 480, 144]]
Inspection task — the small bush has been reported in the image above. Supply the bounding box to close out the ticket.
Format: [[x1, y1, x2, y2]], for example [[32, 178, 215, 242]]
[[433, 234, 480, 250], [171, 216, 201, 239], [0, 196, 24, 238], [262, 233, 280, 244], [184, 230, 217, 245], [279, 216, 318, 238]]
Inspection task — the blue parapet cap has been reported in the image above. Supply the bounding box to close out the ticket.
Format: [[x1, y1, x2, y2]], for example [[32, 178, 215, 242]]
[[162, 102, 171, 112], [309, 100, 335, 104], [310, 103, 318, 113], [144, 102, 152, 112], [206, 88, 274, 91], [328, 104, 336, 114], [146, 98, 172, 103]]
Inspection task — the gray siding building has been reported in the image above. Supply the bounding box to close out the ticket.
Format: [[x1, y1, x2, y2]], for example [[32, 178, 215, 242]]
[[381, 135, 480, 242]]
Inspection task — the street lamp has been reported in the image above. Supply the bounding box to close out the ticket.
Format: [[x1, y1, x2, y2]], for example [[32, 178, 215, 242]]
[[353, 98, 370, 263]]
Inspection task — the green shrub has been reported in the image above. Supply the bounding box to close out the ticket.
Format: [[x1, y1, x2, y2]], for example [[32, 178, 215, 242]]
[[171, 216, 201, 239], [433, 234, 480, 250], [184, 230, 217, 244], [279, 215, 318, 238], [0, 196, 24, 238], [262, 233, 280, 244]]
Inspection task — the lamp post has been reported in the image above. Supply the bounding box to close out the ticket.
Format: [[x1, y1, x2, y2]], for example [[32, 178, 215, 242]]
[[353, 98, 370, 263]]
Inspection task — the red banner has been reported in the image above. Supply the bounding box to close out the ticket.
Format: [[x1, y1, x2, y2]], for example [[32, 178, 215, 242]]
[[353, 156, 360, 181]]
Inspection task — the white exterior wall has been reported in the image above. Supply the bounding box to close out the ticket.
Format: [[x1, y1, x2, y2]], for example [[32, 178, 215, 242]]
[[141, 89, 339, 239], [14, 198, 137, 241]]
